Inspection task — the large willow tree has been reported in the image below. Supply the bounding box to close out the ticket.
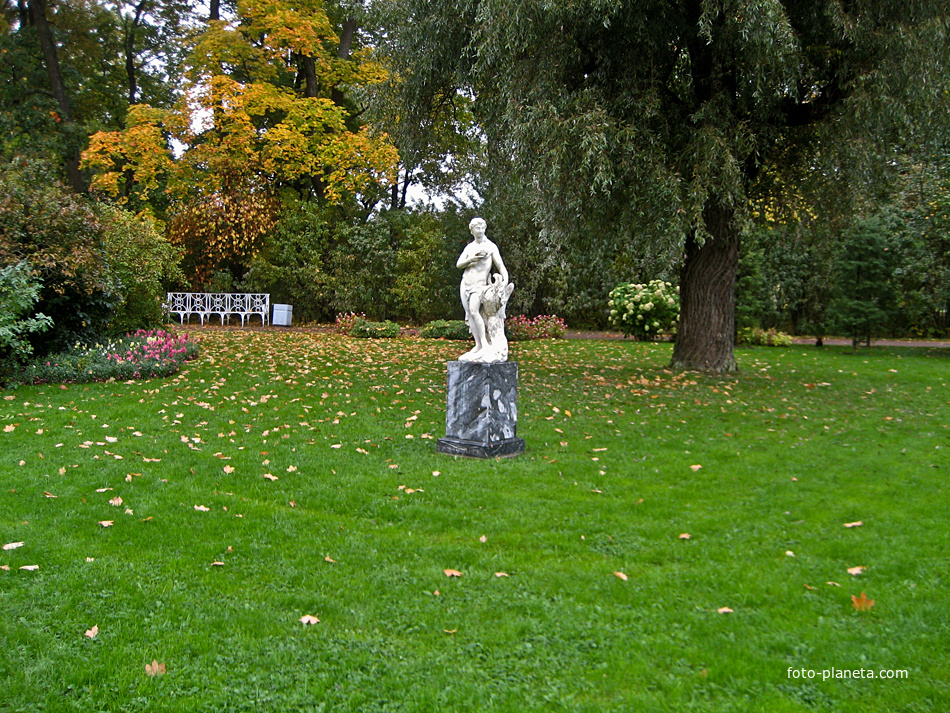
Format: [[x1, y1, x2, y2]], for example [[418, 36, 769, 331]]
[[377, 0, 950, 370]]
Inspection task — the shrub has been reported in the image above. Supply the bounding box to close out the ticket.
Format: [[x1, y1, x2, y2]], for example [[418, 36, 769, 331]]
[[736, 327, 794, 347], [421, 319, 471, 340], [506, 314, 568, 340], [608, 280, 679, 340], [97, 204, 184, 335], [349, 319, 401, 339], [0, 160, 115, 354], [334, 312, 367, 335], [0, 261, 53, 366], [14, 329, 198, 385]]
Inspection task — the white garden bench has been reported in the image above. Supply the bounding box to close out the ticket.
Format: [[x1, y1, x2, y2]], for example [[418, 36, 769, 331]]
[[165, 293, 270, 326]]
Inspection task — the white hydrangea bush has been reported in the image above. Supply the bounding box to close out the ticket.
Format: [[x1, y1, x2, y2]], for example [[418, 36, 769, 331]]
[[607, 279, 680, 341]]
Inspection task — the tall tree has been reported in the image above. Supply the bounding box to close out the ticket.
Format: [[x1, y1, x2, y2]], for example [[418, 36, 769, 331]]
[[377, 0, 950, 370], [83, 0, 398, 283]]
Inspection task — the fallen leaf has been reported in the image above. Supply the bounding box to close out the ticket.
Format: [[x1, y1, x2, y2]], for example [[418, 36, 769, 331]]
[[852, 591, 875, 612], [98, 521, 114, 527], [827, 581, 841, 587], [223, 465, 235, 474], [804, 584, 817, 591], [494, 572, 509, 578], [786, 550, 795, 557], [444, 629, 457, 634], [324, 556, 336, 563], [3, 424, 15, 433], [444, 569, 463, 578], [689, 464, 703, 471], [843, 521, 864, 528], [299, 615, 320, 625], [109, 496, 123, 507], [20, 564, 39, 571], [679, 533, 691, 540], [479, 535, 487, 543], [262, 473, 278, 481], [210, 561, 225, 567], [145, 660, 166, 676], [287, 465, 298, 472], [0, 565, 9, 570], [613, 571, 629, 581], [847, 566, 865, 576], [717, 607, 734, 614], [3, 542, 24, 550], [95, 487, 114, 493], [193, 505, 210, 512], [84, 625, 98, 638]]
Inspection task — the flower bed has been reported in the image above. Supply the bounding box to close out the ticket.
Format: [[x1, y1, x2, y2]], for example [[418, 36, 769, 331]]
[[14, 329, 199, 385]]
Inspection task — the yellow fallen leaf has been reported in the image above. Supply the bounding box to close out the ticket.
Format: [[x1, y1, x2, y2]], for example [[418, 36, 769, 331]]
[[210, 561, 225, 567], [324, 556, 336, 563], [287, 465, 298, 472], [299, 615, 320, 625], [223, 465, 235, 474], [852, 591, 875, 611], [786, 550, 795, 557], [145, 660, 166, 676], [109, 496, 123, 507], [262, 473, 278, 481], [3, 424, 16, 433], [444, 629, 457, 634], [847, 566, 865, 576], [689, 464, 703, 471], [84, 625, 98, 638], [444, 569, 463, 578], [613, 571, 628, 581]]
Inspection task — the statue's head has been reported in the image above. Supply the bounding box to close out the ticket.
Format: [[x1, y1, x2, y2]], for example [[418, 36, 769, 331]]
[[469, 217, 487, 235]]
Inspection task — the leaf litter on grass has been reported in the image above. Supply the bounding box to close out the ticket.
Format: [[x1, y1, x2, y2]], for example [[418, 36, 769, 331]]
[[4, 330, 949, 711]]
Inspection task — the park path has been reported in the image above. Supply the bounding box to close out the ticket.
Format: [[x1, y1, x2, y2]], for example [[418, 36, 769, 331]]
[[563, 330, 950, 348]]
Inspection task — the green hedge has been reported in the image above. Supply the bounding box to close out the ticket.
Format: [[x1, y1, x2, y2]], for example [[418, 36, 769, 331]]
[[420, 320, 471, 340], [350, 319, 401, 339]]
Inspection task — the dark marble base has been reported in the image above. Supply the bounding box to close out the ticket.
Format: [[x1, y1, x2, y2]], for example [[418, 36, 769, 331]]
[[436, 436, 525, 459], [438, 361, 525, 459]]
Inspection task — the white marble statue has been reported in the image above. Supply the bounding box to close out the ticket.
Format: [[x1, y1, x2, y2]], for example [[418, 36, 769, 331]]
[[456, 217, 514, 363]]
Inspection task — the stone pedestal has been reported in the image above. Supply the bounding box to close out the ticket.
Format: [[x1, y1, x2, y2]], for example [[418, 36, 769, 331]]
[[437, 361, 525, 458]]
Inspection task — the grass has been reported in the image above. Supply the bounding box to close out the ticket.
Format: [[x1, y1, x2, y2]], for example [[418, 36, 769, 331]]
[[1, 328, 948, 712]]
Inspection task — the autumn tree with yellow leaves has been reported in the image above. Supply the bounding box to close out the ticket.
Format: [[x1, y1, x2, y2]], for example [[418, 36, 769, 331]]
[[83, 0, 398, 285]]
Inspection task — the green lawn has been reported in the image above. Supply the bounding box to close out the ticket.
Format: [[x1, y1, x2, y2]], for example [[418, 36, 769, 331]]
[[2, 329, 948, 712]]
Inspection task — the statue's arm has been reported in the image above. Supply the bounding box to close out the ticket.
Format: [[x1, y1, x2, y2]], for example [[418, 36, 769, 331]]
[[492, 246, 509, 283]]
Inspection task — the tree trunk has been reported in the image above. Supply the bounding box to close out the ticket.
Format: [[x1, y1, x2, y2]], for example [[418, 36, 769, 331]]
[[671, 203, 739, 372], [28, 0, 85, 192]]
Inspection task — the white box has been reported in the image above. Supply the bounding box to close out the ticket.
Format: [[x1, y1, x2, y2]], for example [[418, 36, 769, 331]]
[[272, 304, 293, 326]]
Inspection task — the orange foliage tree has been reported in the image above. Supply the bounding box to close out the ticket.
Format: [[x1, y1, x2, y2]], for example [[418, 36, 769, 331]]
[[82, 0, 398, 286]]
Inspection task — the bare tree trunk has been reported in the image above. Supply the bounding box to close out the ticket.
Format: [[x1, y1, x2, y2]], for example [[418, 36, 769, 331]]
[[671, 203, 739, 372], [28, 0, 84, 192]]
